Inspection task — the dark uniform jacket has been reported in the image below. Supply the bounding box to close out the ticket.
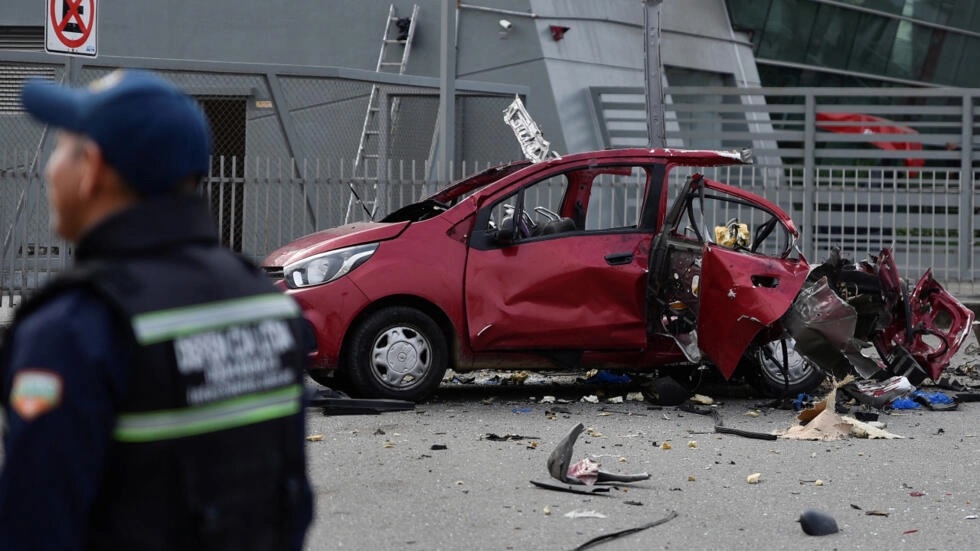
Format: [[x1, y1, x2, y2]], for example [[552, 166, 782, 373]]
[[0, 196, 313, 551]]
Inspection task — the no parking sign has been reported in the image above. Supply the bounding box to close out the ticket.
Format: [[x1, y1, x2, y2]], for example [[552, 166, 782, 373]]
[[45, 0, 98, 57]]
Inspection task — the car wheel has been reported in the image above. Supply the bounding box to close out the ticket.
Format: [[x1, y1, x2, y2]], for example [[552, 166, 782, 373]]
[[749, 336, 826, 397], [346, 306, 448, 401]]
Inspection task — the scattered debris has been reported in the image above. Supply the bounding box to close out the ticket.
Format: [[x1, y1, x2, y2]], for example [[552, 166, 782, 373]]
[[746, 473, 762, 484], [482, 433, 539, 441], [430, 444, 448, 450], [781, 386, 903, 440], [530, 423, 650, 494], [639, 376, 691, 406], [690, 394, 714, 405], [570, 510, 678, 551], [529, 479, 611, 495], [841, 376, 914, 409], [799, 509, 839, 536], [581, 395, 599, 404], [308, 386, 415, 415], [580, 370, 632, 385], [564, 510, 607, 519]]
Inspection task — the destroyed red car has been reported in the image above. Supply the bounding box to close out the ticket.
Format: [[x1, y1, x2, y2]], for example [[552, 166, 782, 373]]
[[262, 148, 972, 401]]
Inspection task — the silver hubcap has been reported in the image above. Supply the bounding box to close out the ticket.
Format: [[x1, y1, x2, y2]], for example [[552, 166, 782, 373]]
[[371, 326, 431, 388], [758, 338, 813, 384]]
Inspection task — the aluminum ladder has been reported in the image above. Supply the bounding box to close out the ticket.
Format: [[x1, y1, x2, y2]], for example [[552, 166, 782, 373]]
[[345, 3, 419, 223]]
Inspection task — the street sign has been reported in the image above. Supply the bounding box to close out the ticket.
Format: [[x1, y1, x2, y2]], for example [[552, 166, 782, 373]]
[[45, 0, 98, 57]]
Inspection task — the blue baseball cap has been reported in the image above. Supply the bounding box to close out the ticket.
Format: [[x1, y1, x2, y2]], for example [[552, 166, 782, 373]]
[[21, 69, 212, 196]]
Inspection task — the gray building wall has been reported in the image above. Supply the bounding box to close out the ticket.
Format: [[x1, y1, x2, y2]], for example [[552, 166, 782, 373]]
[[2, 0, 759, 155]]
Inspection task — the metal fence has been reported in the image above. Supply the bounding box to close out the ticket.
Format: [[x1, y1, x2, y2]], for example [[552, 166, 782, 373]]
[[2, 53, 980, 306]]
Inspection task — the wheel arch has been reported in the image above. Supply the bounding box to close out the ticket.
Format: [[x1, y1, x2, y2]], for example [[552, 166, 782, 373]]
[[338, 294, 458, 376]]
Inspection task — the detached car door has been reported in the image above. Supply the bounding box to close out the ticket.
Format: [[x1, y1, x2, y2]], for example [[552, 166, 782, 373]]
[[650, 173, 809, 378], [464, 163, 662, 351]]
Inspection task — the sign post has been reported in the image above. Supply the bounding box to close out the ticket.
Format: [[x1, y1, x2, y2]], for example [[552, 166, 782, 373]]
[[45, 0, 98, 57]]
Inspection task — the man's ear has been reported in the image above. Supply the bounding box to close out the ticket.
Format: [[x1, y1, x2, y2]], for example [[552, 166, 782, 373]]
[[75, 140, 105, 200], [77, 141, 130, 201]]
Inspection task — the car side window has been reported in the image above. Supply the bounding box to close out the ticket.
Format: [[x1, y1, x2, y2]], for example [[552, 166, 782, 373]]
[[485, 174, 572, 239], [671, 184, 794, 258], [584, 166, 649, 230]]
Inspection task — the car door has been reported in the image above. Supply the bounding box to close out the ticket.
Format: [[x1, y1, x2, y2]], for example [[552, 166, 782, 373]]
[[463, 164, 656, 351], [650, 173, 809, 378]]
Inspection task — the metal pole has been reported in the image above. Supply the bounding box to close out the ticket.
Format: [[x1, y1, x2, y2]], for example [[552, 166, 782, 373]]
[[437, 1, 458, 183], [958, 94, 974, 281], [803, 94, 817, 261], [643, 0, 665, 148]]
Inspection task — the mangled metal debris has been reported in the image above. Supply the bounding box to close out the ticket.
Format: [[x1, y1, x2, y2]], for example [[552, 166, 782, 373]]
[[786, 248, 975, 386], [530, 423, 650, 495]]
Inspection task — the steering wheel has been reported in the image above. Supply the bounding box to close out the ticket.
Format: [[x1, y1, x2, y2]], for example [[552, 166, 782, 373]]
[[534, 206, 561, 221]]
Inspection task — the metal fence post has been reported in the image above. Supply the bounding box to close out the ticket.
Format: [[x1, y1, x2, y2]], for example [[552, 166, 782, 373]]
[[959, 94, 975, 281]]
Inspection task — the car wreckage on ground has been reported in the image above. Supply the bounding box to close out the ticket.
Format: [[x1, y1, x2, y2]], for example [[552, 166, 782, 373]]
[[263, 100, 974, 402]]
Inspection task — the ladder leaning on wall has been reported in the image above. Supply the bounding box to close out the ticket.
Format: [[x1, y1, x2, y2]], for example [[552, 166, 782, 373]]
[[345, 3, 419, 224]]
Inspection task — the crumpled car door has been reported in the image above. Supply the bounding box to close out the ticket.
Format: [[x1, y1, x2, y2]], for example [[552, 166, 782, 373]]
[[651, 173, 809, 378], [697, 244, 809, 377]]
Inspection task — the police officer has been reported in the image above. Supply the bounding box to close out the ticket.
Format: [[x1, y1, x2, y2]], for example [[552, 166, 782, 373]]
[[0, 70, 313, 550]]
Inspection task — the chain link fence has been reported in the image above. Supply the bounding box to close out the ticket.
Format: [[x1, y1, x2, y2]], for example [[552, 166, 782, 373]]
[[2, 54, 980, 305], [0, 56, 521, 304]]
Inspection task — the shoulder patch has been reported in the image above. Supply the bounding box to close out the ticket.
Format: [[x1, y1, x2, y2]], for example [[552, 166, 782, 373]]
[[10, 369, 64, 421]]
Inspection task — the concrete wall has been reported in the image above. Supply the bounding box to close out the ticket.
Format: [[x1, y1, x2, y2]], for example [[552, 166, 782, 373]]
[[2, 0, 760, 155]]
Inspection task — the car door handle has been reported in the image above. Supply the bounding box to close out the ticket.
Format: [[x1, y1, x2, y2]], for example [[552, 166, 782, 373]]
[[751, 275, 779, 288], [605, 252, 633, 265]]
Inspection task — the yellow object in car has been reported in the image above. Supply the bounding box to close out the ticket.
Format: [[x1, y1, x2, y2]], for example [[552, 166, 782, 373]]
[[714, 222, 750, 249]]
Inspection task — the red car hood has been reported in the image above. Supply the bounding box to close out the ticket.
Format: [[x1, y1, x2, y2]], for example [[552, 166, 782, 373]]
[[262, 221, 409, 267]]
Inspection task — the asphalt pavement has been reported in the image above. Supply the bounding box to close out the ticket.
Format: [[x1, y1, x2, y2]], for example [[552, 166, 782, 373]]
[[302, 348, 980, 551]]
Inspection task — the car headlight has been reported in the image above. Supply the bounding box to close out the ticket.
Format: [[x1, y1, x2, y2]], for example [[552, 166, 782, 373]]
[[283, 243, 378, 289]]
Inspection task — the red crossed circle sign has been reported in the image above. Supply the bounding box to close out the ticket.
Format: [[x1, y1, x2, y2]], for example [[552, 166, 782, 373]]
[[49, 0, 95, 49]]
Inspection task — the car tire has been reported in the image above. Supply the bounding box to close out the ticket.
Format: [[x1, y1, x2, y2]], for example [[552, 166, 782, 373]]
[[748, 336, 826, 397], [346, 306, 448, 401]]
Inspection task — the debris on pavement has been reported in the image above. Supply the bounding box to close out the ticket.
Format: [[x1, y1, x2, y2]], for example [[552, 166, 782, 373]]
[[840, 376, 915, 409], [639, 376, 691, 406], [746, 472, 762, 484], [530, 423, 650, 494], [780, 386, 904, 440], [569, 510, 678, 551], [307, 386, 415, 415], [798, 509, 839, 536], [529, 479, 612, 495], [482, 433, 539, 441], [564, 510, 607, 519], [689, 394, 714, 405]]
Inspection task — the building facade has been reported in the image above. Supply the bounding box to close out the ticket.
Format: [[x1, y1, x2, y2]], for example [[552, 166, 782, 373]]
[[727, 0, 980, 88]]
